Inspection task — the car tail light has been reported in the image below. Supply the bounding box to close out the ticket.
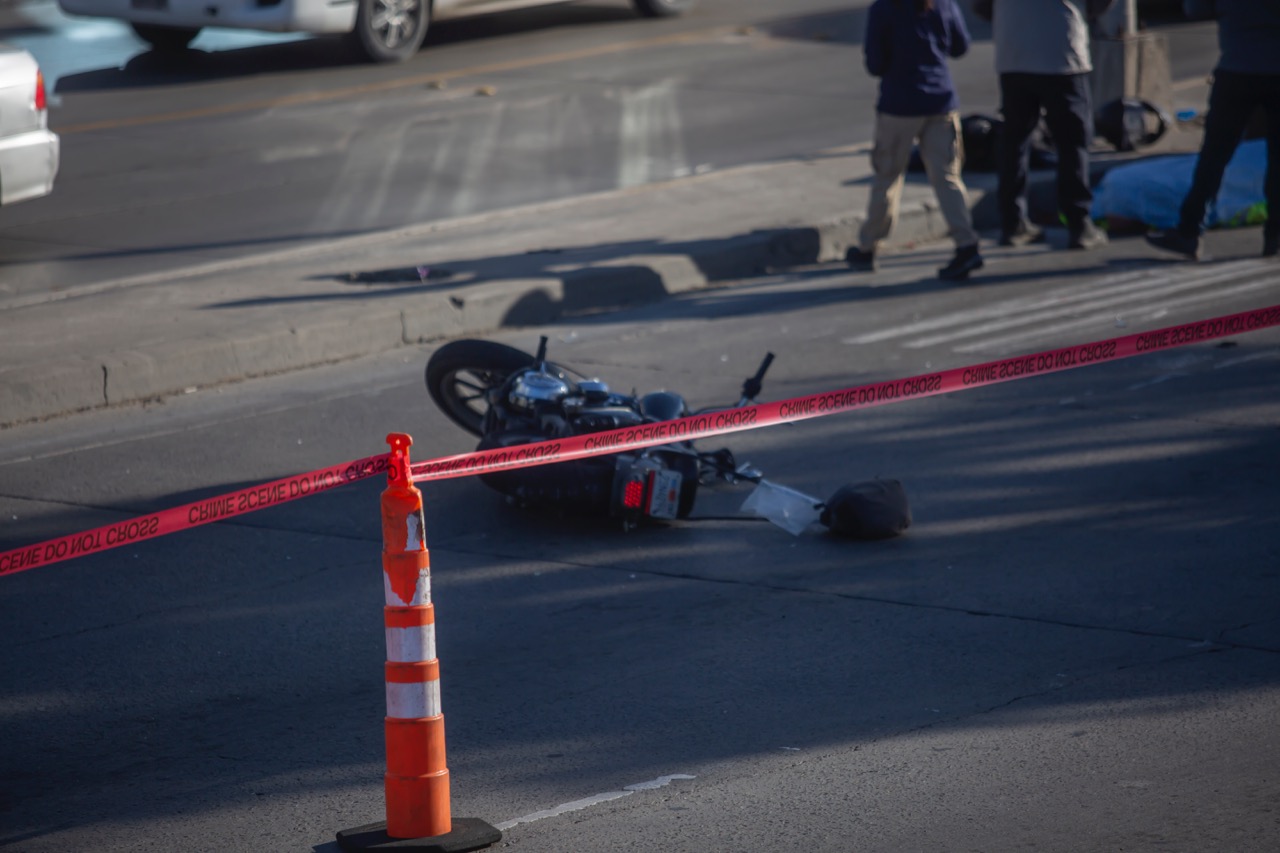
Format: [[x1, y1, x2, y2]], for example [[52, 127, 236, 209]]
[[35, 69, 47, 112]]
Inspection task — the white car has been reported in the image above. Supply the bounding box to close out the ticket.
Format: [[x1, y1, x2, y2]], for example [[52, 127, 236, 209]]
[[0, 44, 59, 207], [56, 0, 696, 64]]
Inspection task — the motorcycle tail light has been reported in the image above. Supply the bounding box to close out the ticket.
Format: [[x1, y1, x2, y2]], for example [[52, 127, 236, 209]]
[[611, 456, 681, 524], [35, 69, 47, 112], [621, 478, 645, 510]]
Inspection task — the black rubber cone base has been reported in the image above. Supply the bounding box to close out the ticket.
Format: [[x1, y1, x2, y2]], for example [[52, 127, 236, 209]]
[[337, 818, 502, 852]]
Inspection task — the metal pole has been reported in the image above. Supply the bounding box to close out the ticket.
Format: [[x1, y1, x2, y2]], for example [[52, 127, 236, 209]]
[[1098, 0, 1139, 39]]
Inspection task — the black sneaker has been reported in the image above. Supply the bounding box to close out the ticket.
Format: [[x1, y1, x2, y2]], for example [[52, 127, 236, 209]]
[[845, 246, 877, 272], [938, 245, 984, 281], [998, 219, 1043, 247], [1145, 229, 1201, 260], [1264, 233, 1278, 258], [1068, 220, 1108, 250]]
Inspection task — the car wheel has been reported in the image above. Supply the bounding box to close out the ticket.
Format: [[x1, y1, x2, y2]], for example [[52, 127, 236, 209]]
[[349, 0, 430, 63], [631, 0, 695, 18], [130, 23, 201, 51]]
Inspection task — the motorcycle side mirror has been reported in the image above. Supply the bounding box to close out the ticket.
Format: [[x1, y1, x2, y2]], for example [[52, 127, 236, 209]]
[[534, 335, 549, 366]]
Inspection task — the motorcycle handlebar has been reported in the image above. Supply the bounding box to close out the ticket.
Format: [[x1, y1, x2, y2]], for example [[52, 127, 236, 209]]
[[739, 352, 775, 404], [753, 353, 775, 382]]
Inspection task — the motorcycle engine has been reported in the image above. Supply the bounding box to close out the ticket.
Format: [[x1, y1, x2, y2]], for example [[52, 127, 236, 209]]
[[508, 371, 572, 411], [477, 369, 696, 523]]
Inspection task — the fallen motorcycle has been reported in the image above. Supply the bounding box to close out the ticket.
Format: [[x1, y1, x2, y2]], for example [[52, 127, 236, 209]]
[[424, 336, 910, 538]]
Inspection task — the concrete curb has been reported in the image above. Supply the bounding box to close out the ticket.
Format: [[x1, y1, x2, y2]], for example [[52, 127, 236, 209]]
[[1, 189, 982, 428], [13, 135, 1193, 429]]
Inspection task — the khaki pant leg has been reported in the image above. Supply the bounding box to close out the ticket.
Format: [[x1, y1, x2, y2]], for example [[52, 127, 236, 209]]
[[918, 111, 979, 248], [859, 113, 924, 253]]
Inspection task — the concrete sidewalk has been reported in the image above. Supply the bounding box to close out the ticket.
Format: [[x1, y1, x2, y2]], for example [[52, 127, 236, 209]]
[[0, 122, 1205, 428]]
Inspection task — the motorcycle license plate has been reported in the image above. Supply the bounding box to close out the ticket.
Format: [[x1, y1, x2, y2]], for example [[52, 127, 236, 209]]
[[646, 469, 682, 519]]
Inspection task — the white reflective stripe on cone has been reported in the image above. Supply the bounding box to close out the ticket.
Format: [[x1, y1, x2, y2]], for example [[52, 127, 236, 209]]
[[386, 680, 443, 719], [386, 625, 438, 663]]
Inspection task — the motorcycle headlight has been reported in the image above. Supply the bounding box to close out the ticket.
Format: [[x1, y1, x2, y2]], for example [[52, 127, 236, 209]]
[[509, 371, 571, 411]]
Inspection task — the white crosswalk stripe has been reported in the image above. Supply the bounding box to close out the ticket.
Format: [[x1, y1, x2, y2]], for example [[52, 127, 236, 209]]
[[954, 276, 1280, 353], [842, 259, 1280, 354]]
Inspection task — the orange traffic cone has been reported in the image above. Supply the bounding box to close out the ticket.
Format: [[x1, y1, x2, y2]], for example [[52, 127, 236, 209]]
[[337, 434, 501, 853]]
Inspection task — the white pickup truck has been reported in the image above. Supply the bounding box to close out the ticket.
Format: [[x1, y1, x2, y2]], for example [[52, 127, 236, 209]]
[[0, 44, 59, 207], [56, 0, 695, 64]]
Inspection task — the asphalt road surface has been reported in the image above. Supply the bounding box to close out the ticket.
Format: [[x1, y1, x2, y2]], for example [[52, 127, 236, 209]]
[[2, 226, 1278, 851]]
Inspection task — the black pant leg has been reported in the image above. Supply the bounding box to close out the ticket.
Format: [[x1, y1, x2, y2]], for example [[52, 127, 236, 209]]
[[1038, 73, 1093, 233], [1262, 75, 1280, 242], [1178, 70, 1259, 236], [997, 74, 1042, 233]]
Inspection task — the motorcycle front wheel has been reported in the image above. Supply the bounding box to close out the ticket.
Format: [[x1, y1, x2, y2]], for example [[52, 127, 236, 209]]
[[425, 340, 537, 436]]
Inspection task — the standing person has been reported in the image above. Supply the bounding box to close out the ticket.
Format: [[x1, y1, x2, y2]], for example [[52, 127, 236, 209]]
[[1146, 0, 1280, 260], [973, 0, 1115, 250], [846, 0, 984, 281]]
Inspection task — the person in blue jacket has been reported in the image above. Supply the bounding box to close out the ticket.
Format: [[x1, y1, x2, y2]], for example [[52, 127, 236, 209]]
[[1147, 0, 1280, 260], [846, 0, 983, 281]]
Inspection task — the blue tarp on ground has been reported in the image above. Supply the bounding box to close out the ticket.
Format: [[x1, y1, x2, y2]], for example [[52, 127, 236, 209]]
[[1091, 139, 1268, 230]]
